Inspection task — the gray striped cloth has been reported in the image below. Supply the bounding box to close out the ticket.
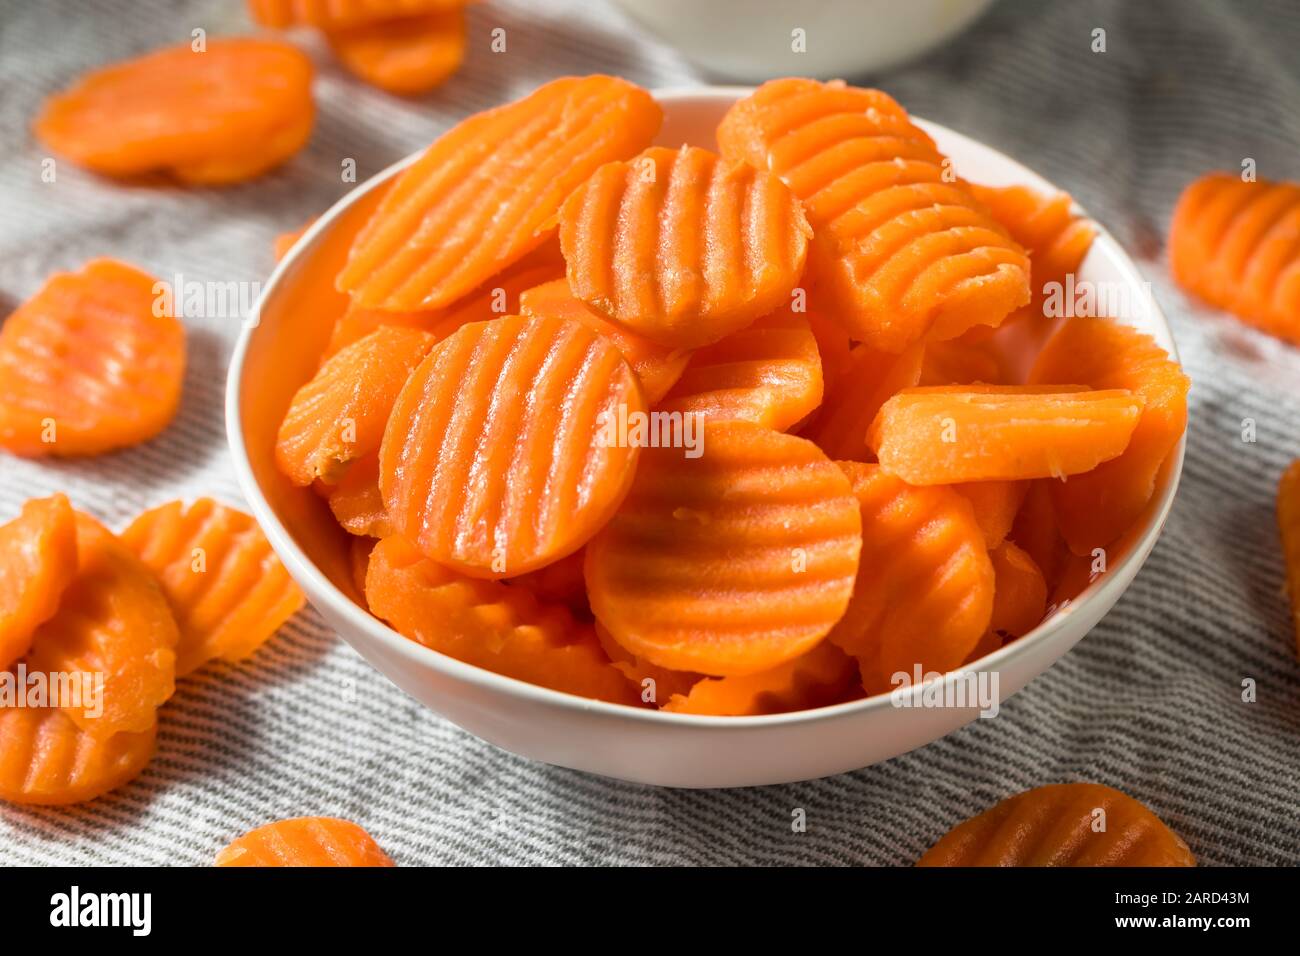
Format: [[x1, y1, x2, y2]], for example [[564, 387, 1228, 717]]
[[2, 0, 1298, 866]]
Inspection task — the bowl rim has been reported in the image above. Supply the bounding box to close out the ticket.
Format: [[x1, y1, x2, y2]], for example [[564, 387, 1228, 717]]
[[226, 84, 1185, 730]]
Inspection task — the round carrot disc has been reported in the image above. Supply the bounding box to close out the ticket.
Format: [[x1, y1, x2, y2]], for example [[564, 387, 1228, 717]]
[[216, 817, 395, 867], [0, 259, 185, 457], [584, 420, 863, 677], [380, 315, 645, 577], [0, 494, 77, 670]]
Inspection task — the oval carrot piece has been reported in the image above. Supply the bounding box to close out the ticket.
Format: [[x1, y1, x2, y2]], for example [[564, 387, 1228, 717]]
[[989, 540, 1047, 639], [1277, 459, 1300, 658], [917, 783, 1195, 867], [327, 453, 394, 538], [559, 144, 811, 349], [0, 259, 185, 457], [829, 462, 993, 694], [868, 385, 1144, 484], [952, 480, 1029, 549], [249, 0, 464, 28], [595, 622, 703, 705], [120, 499, 305, 677], [25, 513, 178, 739], [326, 8, 465, 95], [717, 78, 1030, 351], [380, 315, 645, 577], [338, 75, 662, 311], [0, 706, 155, 807], [276, 325, 437, 486], [215, 817, 395, 867], [1028, 317, 1190, 554], [34, 39, 313, 182], [801, 342, 924, 461], [655, 303, 823, 431], [585, 420, 862, 676], [0, 494, 77, 670], [662, 640, 857, 716], [365, 536, 638, 703]]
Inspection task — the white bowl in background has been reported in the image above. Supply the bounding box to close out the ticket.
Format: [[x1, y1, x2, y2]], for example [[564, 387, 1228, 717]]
[[227, 87, 1184, 789]]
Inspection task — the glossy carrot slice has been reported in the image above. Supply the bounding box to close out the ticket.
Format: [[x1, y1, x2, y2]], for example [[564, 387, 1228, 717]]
[[559, 145, 811, 349], [868, 385, 1144, 485], [585, 420, 862, 676], [327, 453, 394, 538], [1276, 460, 1300, 658], [1028, 318, 1189, 554], [917, 783, 1195, 866], [662, 640, 856, 716], [0, 494, 77, 670], [1169, 173, 1300, 345], [989, 540, 1047, 639], [519, 278, 689, 404], [338, 75, 662, 311], [276, 325, 437, 486], [0, 259, 185, 457], [365, 536, 639, 703], [655, 303, 822, 431], [326, 9, 465, 95], [380, 315, 644, 577], [274, 217, 317, 262], [0, 706, 155, 806], [216, 817, 395, 867], [121, 499, 305, 677], [249, 0, 465, 28], [25, 513, 178, 739], [801, 343, 923, 461], [829, 462, 993, 694], [717, 78, 1030, 351], [34, 39, 313, 182], [953, 480, 1029, 549], [595, 622, 703, 704]]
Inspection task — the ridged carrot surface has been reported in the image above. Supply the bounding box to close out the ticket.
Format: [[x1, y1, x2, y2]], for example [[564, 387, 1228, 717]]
[[25, 513, 177, 739], [0, 259, 185, 457], [1029, 317, 1189, 554], [829, 462, 993, 694], [518, 278, 689, 404], [1007, 480, 1069, 593], [0, 706, 155, 807], [584, 420, 862, 676], [868, 385, 1144, 485], [338, 75, 662, 311], [1276, 460, 1300, 657], [365, 536, 639, 703], [801, 343, 924, 461], [717, 78, 1030, 351], [34, 39, 313, 182], [989, 540, 1047, 639], [328, 453, 394, 538], [662, 640, 856, 716], [595, 622, 702, 704], [917, 783, 1195, 867], [655, 304, 823, 431], [953, 480, 1029, 549], [121, 499, 305, 677], [274, 217, 316, 262], [380, 315, 645, 577], [559, 145, 811, 349], [970, 183, 1095, 306], [1169, 173, 1300, 345], [276, 325, 437, 486], [0, 495, 77, 670], [249, 0, 465, 28], [326, 8, 465, 95], [216, 816, 395, 867]]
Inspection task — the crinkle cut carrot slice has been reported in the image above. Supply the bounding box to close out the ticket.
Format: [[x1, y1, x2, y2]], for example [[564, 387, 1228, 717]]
[[662, 640, 856, 716], [328, 453, 394, 538], [970, 183, 1095, 304], [365, 536, 639, 704], [989, 540, 1047, 639], [953, 480, 1029, 549], [216, 816, 395, 867], [326, 8, 466, 95], [801, 342, 923, 461], [518, 279, 689, 404], [584, 420, 862, 677], [0, 494, 77, 670], [1028, 317, 1189, 554], [595, 622, 702, 704], [380, 315, 645, 577], [276, 325, 437, 486], [0, 706, 155, 807], [121, 499, 305, 677], [717, 78, 1030, 352], [559, 144, 811, 349], [25, 513, 178, 739], [828, 462, 993, 694], [1279, 460, 1300, 658], [916, 783, 1195, 867], [1169, 173, 1300, 345], [0, 259, 185, 457], [338, 75, 662, 311], [655, 303, 823, 431], [34, 39, 313, 182], [249, 0, 466, 29], [867, 385, 1144, 484]]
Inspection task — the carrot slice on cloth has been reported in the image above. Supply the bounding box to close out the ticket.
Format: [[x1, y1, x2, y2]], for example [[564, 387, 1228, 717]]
[[800, 343, 924, 461], [0, 494, 77, 670], [584, 420, 862, 677], [989, 540, 1047, 639], [249, 0, 465, 29], [662, 640, 856, 716], [216, 817, 395, 867], [326, 8, 466, 95], [1276, 460, 1300, 658]]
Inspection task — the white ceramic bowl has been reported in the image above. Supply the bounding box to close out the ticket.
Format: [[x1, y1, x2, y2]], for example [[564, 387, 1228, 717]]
[[608, 0, 998, 81], [227, 87, 1184, 789]]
